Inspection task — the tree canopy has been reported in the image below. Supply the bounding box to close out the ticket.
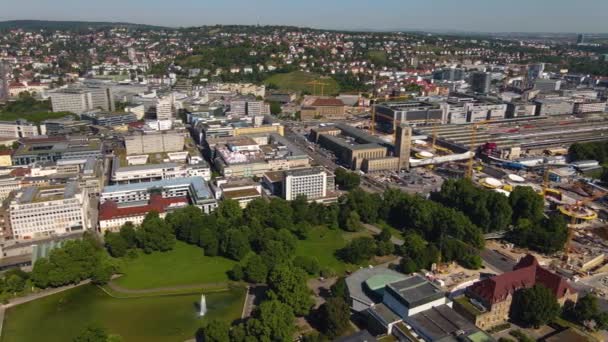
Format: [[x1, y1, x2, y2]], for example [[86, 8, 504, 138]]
[[511, 285, 561, 328]]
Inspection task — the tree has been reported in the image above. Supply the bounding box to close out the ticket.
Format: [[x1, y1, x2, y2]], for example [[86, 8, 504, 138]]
[[245, 300, 295, 342], [338, 237, 376, 264], [319, 297, 350, 338], [343, 211, 363, 232], [268, 265, 314, 316], [198, 319, 230, 342], [511, 285, 561, 328], [269, 101, 282, 115], [136, 211, 175, 253], [334, 168, 360, 190], [293, 256, 320, 275], [568, 293, 602, 328], [509, 186, 544, 224], [73, 326, 109, 342], [244, 254, 269, 283], [104, 232, 128, 258], [221, 228, 251, 261], [119, 223, 138, 248]]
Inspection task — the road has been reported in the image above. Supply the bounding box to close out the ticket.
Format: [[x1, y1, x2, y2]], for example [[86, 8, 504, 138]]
[[480, 248, 517, 274]]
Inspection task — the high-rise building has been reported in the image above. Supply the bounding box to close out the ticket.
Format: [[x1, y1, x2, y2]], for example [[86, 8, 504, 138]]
[[49, 87, 115, 114], [470, 72, 491, 94], [527, 63, 545, 83], [156, 96, 174, 120], [0, 60, 9, 101], [577, 34, 585, 45], [395, 124, 412, 171]]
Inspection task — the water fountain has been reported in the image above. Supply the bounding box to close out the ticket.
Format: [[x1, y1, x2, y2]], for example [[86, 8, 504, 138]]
[[199, 294, 207, 317]]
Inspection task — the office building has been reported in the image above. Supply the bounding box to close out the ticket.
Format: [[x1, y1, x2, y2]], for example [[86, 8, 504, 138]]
[[0, 120, 41, 138], [534, 79, 562, 92], [213, 178, 262, 208], [50, 87, 115, 114], [111, 159, 211, 184], [156, 96, 174, 120], [577, 34, 585, 45], [534, 98, 575, 116], [263, 167, 334, 201], [124, 130, 184, 155], [7, 183, 90, 240], [573, 100, 607, 114], [101, 177, 218, 214], [470, 72, 491, 94], [81, 111, 138, 127], [527, 63, 545, 83], [375, 102, 445, 130], [432, 68, 465, 82], [12, 136, 103, 165], [395, 124, 412, 171]]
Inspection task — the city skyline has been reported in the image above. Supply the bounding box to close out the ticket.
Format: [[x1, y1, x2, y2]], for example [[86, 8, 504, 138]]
[[2, 0, 608, 33]]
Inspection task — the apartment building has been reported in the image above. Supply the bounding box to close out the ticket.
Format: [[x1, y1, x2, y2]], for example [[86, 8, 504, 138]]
[[7, 183, 90, 240]]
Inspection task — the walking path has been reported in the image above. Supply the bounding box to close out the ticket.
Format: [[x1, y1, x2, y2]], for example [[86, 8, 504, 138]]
[[363, 223, 405, 246]]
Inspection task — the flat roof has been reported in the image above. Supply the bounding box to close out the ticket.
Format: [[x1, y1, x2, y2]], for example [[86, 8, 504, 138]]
[[386, 274, 445, 307], [405, 305, 485, 342], [102, 176, 213, 199]]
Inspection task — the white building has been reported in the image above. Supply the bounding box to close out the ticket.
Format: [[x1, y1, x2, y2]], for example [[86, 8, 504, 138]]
[[284, 167, 329, 201], [156, 95, 174, 120], [0, 120, 40, 138], [49, 87, 114, 114], [8, 183, 90, 240], [111, 159, 211, 184]]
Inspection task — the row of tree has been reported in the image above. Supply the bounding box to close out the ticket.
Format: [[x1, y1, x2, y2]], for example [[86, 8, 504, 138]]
[[31, 235, 116, 288]]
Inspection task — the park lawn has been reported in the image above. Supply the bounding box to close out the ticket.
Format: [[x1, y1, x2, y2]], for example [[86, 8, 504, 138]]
[[0, 111, 76, 124], [114, 241, 236, 290], [296, 227, 371, 275], [2, 285, 246, 342], [264, 71, 340, 95]]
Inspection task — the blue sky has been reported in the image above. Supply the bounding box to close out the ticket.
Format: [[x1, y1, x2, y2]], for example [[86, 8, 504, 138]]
[[2, 0, 607, 33]]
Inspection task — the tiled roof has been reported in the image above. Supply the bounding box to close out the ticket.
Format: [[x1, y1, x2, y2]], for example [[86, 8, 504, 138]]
[[467, 254, 575, 305], [99, 194, 188, 220], [311, 98, 344, 107]]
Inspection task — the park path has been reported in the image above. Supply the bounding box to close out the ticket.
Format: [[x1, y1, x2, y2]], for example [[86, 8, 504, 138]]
[[363, 223, 405, 246]]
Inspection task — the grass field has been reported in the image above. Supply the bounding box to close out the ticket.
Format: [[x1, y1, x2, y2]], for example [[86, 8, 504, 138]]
[[114, 241, 236, 290], [1, 285, 246, 342], [0, 111, 76, 124], [296, 227, 372, 275], [264, 71, 340, 95]]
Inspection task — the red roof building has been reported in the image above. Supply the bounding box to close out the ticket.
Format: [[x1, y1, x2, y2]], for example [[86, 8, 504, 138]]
[[99, 194, 188, 232], [467, 254, 576, 306]]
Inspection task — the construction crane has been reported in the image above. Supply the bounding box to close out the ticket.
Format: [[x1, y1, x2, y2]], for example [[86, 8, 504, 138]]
[[305, 80, 329, 96], [562, 191, 607, 256]]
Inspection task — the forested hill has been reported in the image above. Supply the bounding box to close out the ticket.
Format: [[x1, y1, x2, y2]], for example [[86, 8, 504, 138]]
[[0, 20, 166, 31]]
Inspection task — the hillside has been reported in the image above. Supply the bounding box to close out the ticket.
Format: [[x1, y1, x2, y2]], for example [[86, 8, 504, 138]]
[[0, 20, 166, 31]]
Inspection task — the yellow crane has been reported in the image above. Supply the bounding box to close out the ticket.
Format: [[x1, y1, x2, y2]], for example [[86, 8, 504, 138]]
[[305, 80, 329, 96], [562, 191, 607, 256], [466, 119, 499, 179]]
